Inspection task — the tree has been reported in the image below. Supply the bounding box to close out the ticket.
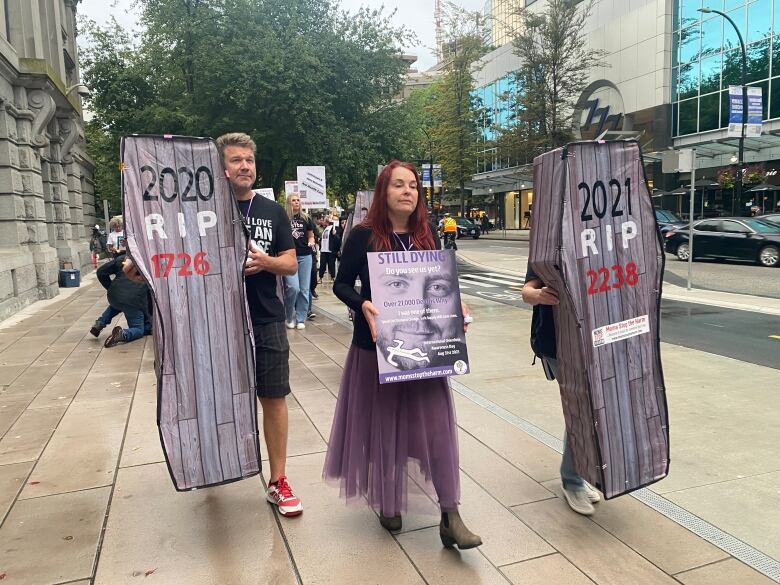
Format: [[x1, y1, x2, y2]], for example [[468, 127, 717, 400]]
[[500, 0, 605, 160], [79, 0, 417, 208], [427, 2, 489, 215]]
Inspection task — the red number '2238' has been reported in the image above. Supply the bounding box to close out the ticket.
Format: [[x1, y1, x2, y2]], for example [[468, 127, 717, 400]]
[[586, 262, 639, 295], [151, 252, 210, 277]]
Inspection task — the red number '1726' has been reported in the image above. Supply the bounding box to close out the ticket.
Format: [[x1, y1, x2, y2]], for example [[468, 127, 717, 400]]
[[586, 262, 639, 295], [151, 252, 210, 277]]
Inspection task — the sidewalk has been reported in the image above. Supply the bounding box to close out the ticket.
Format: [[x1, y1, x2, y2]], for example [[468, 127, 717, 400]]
[[0, 278, 777, 584]]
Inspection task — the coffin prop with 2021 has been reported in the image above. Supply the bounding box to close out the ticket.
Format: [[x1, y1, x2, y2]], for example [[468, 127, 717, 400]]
[[121, 135, 260, 490], [529, 140, 669, 499]]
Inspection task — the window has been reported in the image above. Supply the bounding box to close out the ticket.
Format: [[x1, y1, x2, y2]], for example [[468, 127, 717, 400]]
[[679, 98, 699, 134], [771, 77, 780, 119], [695, 220, 721, 231], [720, 220, 751, 232], [747, 0, 772, 43], [700, 53, 722, 93], [699, 92, 721, 130], [746, 39, 770, 83]]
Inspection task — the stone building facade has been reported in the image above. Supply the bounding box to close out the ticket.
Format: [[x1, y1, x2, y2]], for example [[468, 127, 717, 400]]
[[0, 0, 95, 321]]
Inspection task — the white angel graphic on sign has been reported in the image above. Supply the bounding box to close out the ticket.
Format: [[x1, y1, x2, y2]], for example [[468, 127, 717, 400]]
[[385, 339, 430, 367]]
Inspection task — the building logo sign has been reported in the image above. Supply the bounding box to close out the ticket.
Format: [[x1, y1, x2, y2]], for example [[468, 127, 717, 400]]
[[574, 80, 626, 140]]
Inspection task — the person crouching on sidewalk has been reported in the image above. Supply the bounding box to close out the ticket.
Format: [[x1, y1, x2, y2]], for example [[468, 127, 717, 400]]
[[91, 254, 151, 347]]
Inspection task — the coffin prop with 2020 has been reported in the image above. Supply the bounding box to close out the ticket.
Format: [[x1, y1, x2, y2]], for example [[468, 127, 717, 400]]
[[529, 140, 669, 499], [121, 135, 260, 490]]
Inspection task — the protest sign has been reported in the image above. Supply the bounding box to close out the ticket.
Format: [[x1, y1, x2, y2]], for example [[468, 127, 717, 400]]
[[297, 166, 327, 208], [529, 139, 668, 499], [254, 188, 275, 201], [367, 249, 469, 384], [121, 135, 260, 491]]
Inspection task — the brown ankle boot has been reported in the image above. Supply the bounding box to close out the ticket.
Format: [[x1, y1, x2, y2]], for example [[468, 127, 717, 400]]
[[379, 513, 402, 532], [439, 510, 482, 549]]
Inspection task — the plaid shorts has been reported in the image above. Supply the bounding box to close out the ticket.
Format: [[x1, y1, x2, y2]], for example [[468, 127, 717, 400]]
[[252, 321, 291, 399]]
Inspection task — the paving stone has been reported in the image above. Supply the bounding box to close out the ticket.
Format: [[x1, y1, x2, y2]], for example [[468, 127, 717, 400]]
[[665, 471, 780, 560], [674, 558, 777, 585], [291, 386, 337, 440], [0, 406, 65, 465], [0, 461, 34, 519], [458, 429, 555, 507], [397, 526, 511, 584], [512, 498, 680, 585], [499, 553, 596, 585], [93, 463, 296, 585], [456, 473, 554, 567], [20, 397, 131, 498], [119, 373, 164, 469], [540, 481, 729, 574], [277, 452, 425, 585], [453, 393, 561, 483], [0, 487, 110, 585]]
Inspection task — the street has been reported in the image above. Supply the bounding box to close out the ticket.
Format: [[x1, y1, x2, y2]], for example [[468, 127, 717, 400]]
[[455, 237, 780, 369]]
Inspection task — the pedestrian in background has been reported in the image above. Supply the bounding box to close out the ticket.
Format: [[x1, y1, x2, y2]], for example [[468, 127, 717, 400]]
[[284, 193, 316, 330], [323, 160, 481, 550], [521, 266, 602, 516], [106, 216, 126, 258], [318, 215, 340, 282]]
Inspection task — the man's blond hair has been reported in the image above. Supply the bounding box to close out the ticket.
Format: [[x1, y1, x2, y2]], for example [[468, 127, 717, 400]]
[[216, 132, 257, 157]]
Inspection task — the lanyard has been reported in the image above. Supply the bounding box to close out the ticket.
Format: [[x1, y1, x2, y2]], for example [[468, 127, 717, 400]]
[[393, 232, 414, 252], [241, 195, 256, 220]]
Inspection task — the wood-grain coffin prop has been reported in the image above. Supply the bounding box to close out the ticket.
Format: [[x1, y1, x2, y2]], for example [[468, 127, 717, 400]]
[[121, 135, 261, 491], [529, 140, 668, 499]]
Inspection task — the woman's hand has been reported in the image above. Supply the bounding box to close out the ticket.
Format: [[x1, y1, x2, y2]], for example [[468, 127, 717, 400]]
[[462, 301, 472, 333], [361, 300, 380, 342]]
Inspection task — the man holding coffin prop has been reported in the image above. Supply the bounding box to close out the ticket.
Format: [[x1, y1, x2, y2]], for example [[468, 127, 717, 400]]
[[525, 140, 669, 502]]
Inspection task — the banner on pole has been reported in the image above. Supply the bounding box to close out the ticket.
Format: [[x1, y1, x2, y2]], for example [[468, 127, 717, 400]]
[[421, 163, 442, 188], [296, 166, 327, 208], [367, 249, 469, 384], [728, 85, 763, 138]]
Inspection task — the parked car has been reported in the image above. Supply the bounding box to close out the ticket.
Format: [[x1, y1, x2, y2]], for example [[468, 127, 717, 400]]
[[664, 217, 780, 267], [759, 213, 780, 227], [654, 209, 687, 234], [455, 218, 481, 239]]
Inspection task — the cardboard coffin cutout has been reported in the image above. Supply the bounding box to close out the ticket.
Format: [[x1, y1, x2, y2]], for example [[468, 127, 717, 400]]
[[529, 140, 669, 499], [121, 135, 260, 490]]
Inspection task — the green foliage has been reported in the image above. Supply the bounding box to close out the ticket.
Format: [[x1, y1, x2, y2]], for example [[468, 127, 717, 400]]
[[80, 0, 417, 207], [499, 0, 605, 162], [425, 2, 489, 212]]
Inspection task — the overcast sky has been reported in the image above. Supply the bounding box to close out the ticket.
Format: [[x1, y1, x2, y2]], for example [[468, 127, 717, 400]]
[[78, 0, 486, 70]]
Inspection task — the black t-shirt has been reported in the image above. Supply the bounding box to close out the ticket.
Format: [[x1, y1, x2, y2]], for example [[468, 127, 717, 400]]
[[525, 263, 557, 359], [290, 213, 315, 256], [237, 196, 295, 324]]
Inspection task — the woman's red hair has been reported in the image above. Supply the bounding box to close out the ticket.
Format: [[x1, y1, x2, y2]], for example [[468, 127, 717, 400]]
[[363, 160, 435, 252]]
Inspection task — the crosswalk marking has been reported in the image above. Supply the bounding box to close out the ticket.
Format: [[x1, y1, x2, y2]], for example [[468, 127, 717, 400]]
[[481, 272, 525, 283], [460, 273, 521, 287], [458, 278, 497, 288]]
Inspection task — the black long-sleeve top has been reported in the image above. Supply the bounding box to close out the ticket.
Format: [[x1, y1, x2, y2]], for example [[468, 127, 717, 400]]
[[97, 254, 150, 316], [334, 225, 440, 350]]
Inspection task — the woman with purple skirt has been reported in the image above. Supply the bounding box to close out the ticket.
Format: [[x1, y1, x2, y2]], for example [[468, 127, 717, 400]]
[[323, 161, 481, 550]]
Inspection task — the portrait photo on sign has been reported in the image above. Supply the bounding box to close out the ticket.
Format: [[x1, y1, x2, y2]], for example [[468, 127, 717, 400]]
[[367, 249, 469, 384]]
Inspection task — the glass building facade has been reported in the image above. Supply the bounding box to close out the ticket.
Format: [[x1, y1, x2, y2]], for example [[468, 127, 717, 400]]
[[474, 74, 517, 173], [673, 0, 780, 136]]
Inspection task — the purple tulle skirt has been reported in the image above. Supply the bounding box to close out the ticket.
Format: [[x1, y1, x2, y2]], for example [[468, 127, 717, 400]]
[[323, 345, 460, 516]]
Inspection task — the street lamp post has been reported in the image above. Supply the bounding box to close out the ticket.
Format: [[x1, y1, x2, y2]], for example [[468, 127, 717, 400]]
[[699, 7, 747, 215], [420, 127, 436, 213]]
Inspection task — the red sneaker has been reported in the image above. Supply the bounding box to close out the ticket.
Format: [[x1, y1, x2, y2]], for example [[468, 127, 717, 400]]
[[266, 476, 302, 517]]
